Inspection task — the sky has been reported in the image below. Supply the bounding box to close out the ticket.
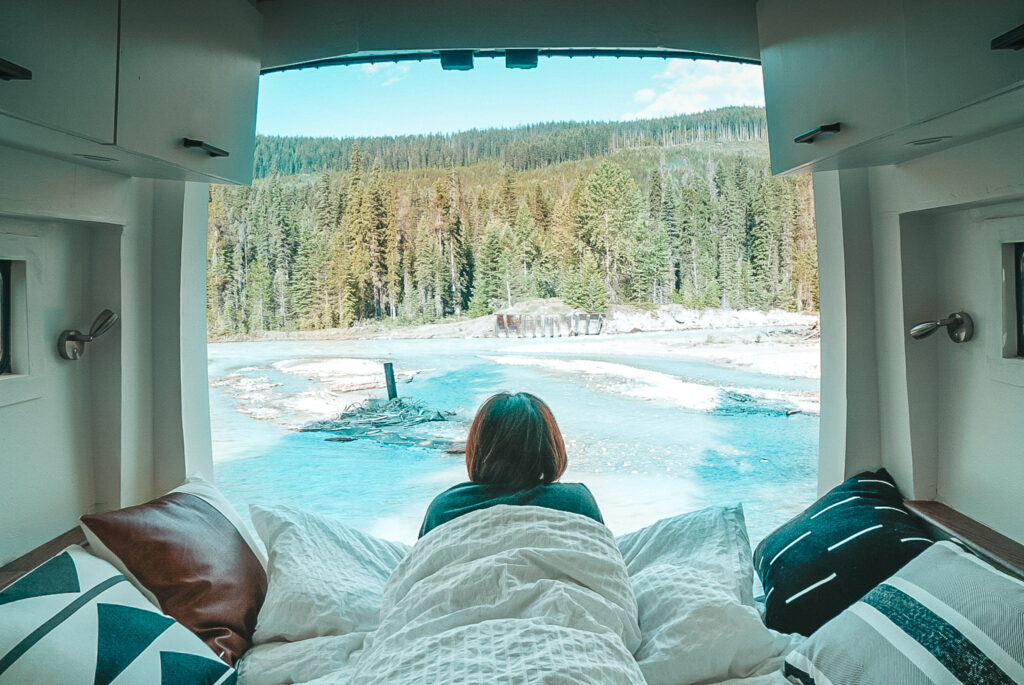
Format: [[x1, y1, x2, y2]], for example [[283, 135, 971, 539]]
[[256, 58, 765, 139]]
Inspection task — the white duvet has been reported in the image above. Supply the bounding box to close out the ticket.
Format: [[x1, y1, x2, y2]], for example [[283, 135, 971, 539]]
[[350, 505, 645, 684], [240, 504, 801, 685]]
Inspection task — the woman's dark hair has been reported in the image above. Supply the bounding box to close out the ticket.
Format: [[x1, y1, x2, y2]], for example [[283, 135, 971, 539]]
[[465, 392, 567, 489]]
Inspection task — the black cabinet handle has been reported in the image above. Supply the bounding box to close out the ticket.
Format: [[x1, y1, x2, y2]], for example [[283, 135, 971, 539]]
[[991, 23, 1024, 50], [0, 57, 32, 81], [183, 138, 230, 158], [794, 122, 841, 144]]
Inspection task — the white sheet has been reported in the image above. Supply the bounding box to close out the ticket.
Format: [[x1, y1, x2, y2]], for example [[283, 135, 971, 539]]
[[349, 505, 645, 684]]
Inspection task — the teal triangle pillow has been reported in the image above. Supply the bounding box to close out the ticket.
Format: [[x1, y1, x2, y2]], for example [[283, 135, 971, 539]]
[[0, 546, 235, 685]]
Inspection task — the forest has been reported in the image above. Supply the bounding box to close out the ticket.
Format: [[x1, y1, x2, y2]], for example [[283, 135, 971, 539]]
[[207, 106, 817, 336]]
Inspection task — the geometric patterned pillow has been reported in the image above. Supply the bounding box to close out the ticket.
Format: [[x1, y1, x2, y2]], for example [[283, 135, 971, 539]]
[[753, 468, 933, 636], [785, 540, 1024, 684], [0, 546, 236, 684]]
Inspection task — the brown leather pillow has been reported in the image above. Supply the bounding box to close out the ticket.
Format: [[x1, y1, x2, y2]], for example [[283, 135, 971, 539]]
[[80, 476, 267, 666]]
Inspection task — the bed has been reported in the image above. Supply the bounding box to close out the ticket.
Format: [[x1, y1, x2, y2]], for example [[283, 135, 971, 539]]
[[2, 472, 1023, 685]]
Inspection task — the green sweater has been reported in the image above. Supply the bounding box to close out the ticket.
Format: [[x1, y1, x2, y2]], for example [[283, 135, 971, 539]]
[[418, 481, 604, 538]]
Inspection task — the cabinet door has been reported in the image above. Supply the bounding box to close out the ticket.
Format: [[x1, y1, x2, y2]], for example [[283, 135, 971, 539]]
[[116, 0, 261, 184], [0, 0, 117, 143], [758, 0, 909, 174], [904, 0, 1024, 122]]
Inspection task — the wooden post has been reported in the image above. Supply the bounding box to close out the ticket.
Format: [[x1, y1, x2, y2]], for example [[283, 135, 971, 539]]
[[384, 362, 398, 400]]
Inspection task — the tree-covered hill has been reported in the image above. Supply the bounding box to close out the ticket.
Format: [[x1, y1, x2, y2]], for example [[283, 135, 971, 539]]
[[208, 107, 817, 337], [253, 106, 768, 176]]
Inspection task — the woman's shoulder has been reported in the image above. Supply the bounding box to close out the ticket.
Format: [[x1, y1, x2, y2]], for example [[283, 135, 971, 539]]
[[547, 481, 596, 496]]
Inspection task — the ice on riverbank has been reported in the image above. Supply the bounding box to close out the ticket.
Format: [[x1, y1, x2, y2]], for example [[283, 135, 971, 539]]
[[510, 329, 820, 380], [215, 303, 818, 345], [483, 353, 817, 415], [484, 355, 721, 411]]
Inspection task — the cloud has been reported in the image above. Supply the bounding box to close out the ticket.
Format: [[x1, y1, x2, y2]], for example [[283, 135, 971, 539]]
[[362, 62, 411, 86], [634, 88, 656, 103], [624, 61, 764, 120]]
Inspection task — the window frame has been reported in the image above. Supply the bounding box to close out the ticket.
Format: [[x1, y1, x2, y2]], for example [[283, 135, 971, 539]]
[[1017, 243, 1024, 359], [0, 259, 11, 375]]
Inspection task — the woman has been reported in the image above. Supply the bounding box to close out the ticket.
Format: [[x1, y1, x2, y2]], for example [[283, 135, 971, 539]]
[[419, 392, 603, 537]]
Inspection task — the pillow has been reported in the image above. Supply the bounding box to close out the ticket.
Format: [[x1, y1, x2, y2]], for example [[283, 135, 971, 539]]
[[80, 475, 267, 665], [0, 545, 236, 685], [785, 540, 1024, 684], [250, 505, 410, 644], [617, 505, 804, 685], [753, 468, 933, 636]]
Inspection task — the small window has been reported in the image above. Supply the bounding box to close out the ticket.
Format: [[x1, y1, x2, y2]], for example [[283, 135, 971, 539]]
[[0, 260, 11, 374], [1017, 243, 1024, 358]]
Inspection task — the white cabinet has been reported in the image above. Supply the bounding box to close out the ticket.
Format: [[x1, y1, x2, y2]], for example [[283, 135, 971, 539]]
[[759, 0, 1024, 175], [903, 0, 1024, 122], [0, 0, 118, 143], [0, 0, 261, 185], [116, 0, 262, 184]]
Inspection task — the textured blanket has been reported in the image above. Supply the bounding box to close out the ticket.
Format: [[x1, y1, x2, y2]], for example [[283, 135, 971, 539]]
[[348, 505, 645, 684]]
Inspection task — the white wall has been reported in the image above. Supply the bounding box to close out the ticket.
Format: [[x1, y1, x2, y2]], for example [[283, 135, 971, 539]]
[[816, 126, 1024, 542], [0, 146, 212, 564]]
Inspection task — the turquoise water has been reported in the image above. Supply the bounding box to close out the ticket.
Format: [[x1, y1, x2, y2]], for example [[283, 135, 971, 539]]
[[210, 332, 819, 545]]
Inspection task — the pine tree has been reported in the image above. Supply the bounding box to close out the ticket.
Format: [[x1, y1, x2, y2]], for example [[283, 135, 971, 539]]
[[468, 223, 504, 316], [498, 168, 517, 227], [576, 160, 643, 301], [714, 160, 746, 309], [548, 190, 578, 271]]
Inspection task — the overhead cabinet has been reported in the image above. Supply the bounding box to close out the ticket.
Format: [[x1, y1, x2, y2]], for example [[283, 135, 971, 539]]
[[759, 0, 1024, 175], [0, 0, 119, 143], [0, 0, 261, 185], [116, 0, 262, 184]]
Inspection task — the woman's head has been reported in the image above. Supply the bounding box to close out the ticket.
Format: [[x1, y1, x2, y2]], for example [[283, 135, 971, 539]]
[[465, 392, 567, 489]]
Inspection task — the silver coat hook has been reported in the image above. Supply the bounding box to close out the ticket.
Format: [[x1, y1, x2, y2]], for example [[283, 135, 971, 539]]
[[58, 310, 120, 360], [909, 311, 974, 343]]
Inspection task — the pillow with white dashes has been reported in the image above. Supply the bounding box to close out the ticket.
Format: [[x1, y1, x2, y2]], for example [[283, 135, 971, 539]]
[[753, 468, 933, 636]]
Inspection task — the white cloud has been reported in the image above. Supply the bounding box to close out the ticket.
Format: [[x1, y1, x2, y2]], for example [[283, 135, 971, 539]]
[[634, 88, 655, 103], [362, 62, 411, 86], [624, 61, 764, 120]]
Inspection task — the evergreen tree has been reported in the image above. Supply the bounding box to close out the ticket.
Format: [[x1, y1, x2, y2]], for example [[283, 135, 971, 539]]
[[576, 160, 643, 300], [468, 223, 504, 316]]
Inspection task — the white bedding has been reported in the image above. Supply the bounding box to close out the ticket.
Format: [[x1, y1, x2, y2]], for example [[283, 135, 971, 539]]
[[240, 504, 801, 685], [350, 505, 645, 684]]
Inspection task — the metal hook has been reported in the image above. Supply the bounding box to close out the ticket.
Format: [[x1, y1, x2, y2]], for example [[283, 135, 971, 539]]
[[909, 311, 973, 343], [58, 310, 120, 360]]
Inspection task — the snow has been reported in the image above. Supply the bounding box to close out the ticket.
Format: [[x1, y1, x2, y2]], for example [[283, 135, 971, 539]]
[[483, 355, 722, 411]]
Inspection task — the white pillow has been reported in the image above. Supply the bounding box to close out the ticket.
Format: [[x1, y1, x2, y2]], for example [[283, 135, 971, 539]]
[[0, 546, 235, 684], [250, 505, 410, 644], [616, 505, 803, 685]]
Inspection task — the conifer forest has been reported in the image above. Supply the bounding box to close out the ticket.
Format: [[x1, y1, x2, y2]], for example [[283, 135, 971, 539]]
[[207, 106, 818, 336]]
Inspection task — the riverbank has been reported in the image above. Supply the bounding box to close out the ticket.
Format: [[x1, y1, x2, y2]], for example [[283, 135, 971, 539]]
[[211, 301, 818, 340], [209, 304, 821, 381]]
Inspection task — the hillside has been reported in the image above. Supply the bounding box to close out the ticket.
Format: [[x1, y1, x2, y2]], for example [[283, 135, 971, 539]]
[[207, 107, 817, 337]]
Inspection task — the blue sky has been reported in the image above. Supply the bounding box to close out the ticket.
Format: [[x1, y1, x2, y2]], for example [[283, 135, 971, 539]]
[[256, 58, 764, 138]]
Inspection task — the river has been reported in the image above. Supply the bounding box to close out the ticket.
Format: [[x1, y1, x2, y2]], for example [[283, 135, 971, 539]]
[[208, 329, 819, 546]]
